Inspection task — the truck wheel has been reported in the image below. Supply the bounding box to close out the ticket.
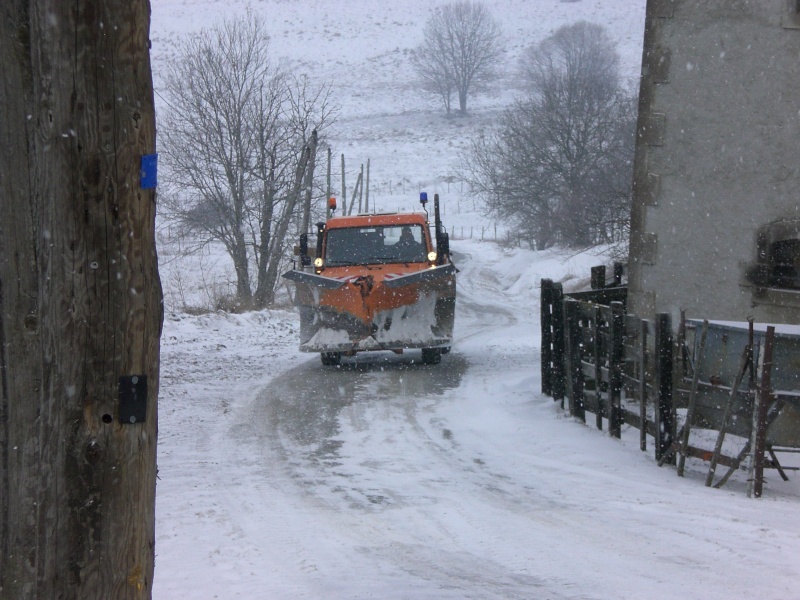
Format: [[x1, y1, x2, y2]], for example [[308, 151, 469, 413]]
[[320, 352, 341, 366], [421, 348, 441, 365]]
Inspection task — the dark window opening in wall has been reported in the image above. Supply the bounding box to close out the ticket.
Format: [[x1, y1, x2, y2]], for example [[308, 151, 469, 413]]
[[784, 0, 800, 28], [770, 238, 800, 289], [751, 219, 800, 291]]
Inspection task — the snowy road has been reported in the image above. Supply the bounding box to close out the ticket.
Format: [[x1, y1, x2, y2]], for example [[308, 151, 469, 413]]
[[230, 243, 562, 598], [154, 241, 800, 599]]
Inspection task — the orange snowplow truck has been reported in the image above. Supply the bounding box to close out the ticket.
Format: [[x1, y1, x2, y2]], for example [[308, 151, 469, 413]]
[[283, 192, 456, 365]]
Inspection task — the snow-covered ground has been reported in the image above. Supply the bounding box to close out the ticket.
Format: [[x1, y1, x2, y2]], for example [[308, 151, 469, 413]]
[[155, 240, 800, 599], [150, 1, 800, 598]]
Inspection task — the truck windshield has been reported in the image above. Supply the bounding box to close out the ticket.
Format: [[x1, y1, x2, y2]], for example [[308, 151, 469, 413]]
[[325, 224, 427, 266]]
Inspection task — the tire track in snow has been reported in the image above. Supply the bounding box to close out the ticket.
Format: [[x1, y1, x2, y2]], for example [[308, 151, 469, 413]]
[[228, 244, 591, 598]]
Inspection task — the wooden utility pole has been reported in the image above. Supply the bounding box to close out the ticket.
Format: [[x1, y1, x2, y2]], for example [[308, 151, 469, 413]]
[[0, 1, 161, 598], [300, 131, 318, 236], [348, 170, 363, 217], [358, 163, 365, 214], [326, 147, 332, 218], [341, 153, 347, 215], [365, 158, 370, 212]]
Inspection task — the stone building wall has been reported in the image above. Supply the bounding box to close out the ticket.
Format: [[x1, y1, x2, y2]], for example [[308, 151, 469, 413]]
[[628, 0, 800, 325]]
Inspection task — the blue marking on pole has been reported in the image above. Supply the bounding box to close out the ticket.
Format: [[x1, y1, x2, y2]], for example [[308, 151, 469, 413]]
[[140, 153, 158, 189]]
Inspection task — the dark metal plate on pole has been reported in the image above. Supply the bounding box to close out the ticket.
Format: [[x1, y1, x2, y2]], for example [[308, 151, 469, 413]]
[[119, 375, 147, 424]]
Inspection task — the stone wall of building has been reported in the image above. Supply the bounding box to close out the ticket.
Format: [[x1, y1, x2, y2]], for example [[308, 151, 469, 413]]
[[628, 0, 800, 324]]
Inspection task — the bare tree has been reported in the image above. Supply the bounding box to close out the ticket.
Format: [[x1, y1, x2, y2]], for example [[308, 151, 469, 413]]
[[464, 21, 636, 250], [160, 13, 334, 308], [464, 126, 558, 249], [411, 33, 455, 114], [253, 76, 332, 306], [1, 1, 161, 597], [411, 1, 502, 115]]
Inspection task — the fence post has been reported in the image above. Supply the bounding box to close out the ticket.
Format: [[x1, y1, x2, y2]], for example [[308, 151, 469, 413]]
[[750, 326, 776, 498], [591, 265, 606, 290], [541, 279, 554, 396], [551, 283, 566, 406], [613, 262, 624, 286], [593, 306, 604, 430], [564, 299, 586, 422], [639, 319, 648, 451], [654, 313, 674, 463], [609, 301, 625, 438], [677, 319, 708, 477]]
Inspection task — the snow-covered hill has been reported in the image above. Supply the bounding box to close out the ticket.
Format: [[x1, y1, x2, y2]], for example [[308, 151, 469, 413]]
[[151, 0, 648, 310]]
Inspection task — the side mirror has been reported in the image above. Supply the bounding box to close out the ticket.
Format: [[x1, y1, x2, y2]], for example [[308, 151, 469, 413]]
[[439, 232, 450, 257], [299, 233, 311, 266], [315, 222, 325, 261]]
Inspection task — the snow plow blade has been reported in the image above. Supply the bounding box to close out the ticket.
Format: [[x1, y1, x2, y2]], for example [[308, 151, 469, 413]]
[[282, 270, 347, 290], [383, 264, 456, 288], [284, 266, 456, 353]]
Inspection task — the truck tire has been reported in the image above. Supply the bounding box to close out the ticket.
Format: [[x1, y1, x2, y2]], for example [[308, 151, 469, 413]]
[[421, 348, 441, 365], [320, 352, 341, 366]]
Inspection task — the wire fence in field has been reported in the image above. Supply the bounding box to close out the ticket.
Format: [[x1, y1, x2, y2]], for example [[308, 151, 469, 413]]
[[155, 216, 524, 314], [448, 223, 530, 247]]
